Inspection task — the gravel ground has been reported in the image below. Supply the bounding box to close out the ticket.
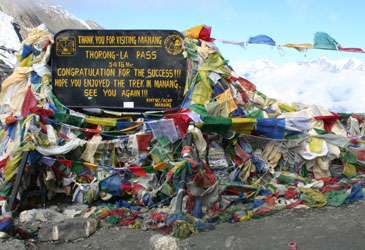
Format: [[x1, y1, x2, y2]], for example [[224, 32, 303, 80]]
[[26, 200, 365, 250], [31, 202, 365, 250]]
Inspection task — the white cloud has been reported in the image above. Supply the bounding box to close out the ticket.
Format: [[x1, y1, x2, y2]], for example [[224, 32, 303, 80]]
[[232, 57, 365, 113]]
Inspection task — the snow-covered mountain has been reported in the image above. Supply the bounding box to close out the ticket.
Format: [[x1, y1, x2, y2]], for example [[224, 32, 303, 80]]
[[0, 0, 102, 37], [0, 10, 21, 82], [233, 57, 365, 112], [0, 0, 102, 82]]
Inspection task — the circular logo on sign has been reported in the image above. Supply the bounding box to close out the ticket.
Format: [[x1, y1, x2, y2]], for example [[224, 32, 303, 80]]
[[164, 35, 183, 55], [56, 36, 76, 56]]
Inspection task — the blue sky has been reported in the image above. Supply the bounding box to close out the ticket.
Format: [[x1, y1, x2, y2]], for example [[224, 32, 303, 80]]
[[52, 0, 365, 65]]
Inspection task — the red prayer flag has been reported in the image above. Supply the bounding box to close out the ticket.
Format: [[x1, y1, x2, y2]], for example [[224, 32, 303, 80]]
[[136, 133, 153, 152], [339, 47, 365, 53], [57, 159, 73, 168], [128, 166, 147, 177], [21, 86, 37, 117], [199, 25, 213, 41], [314, 112, 341, 132]]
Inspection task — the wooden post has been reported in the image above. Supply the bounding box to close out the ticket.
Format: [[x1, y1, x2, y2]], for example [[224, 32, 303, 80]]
[[8, 151, 29, 212]]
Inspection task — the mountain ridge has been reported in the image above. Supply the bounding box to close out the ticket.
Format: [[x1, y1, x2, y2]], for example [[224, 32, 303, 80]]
[[0, 0, 102, 82], [0, 0, 102, 36]]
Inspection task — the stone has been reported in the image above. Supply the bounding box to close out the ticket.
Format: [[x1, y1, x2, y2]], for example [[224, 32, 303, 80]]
[[150, 234, 179, 250], [38, 218, 97, 242], [82, 206, 97, 219], [0, 239, 26, 250], [62, 204, 88, 218], [19, 208, 66, 225], [0, 232, 9, 239], [224, 236, 236, 248]]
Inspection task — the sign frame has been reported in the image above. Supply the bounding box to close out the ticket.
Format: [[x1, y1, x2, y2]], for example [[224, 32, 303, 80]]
[[51, 29, 187, 111]]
